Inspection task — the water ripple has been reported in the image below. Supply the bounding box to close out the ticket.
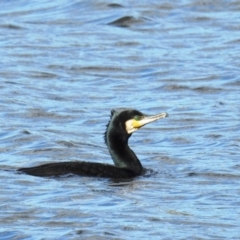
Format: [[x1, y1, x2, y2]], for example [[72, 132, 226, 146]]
[[1, 0, 240, 239]]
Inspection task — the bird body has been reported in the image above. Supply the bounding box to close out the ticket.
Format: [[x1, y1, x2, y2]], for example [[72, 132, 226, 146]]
[[19, 109, 168, 178]]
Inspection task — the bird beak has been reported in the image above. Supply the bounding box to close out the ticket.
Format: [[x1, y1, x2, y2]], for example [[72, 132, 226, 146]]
[[126, 112, 168, 134], [133, 112, 168, 128]]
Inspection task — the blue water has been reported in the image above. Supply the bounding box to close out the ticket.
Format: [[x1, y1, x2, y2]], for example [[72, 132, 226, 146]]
[[0, 0, 239, 239]]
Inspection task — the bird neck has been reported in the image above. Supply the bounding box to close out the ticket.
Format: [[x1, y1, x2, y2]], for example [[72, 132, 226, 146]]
[[108, 143, 143, 175], [105, 128, 143, 175]]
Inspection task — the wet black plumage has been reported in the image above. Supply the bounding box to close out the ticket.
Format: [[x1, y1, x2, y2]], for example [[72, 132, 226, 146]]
[[18, 109, 168, 178]]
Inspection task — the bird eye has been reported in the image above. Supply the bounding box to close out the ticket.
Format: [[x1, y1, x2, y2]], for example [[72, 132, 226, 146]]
[[134, 115, 141, 121]]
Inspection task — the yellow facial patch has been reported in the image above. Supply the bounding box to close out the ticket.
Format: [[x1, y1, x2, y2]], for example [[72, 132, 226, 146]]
[[132, 119, 143, 128], [125, 118, 144, 134], [125, 119, 138, 134], [125, 112, 168, 135]]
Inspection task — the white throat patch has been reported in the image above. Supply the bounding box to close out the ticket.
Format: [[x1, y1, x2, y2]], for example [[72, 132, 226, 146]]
[[125, 119, 138, 134]]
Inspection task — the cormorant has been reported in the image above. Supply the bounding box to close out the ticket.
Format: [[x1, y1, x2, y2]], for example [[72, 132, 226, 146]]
[[18, 109, 168, 178]]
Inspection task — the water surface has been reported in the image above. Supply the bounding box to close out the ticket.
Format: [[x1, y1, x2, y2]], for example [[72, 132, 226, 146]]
[[0, 0, 239, 239]]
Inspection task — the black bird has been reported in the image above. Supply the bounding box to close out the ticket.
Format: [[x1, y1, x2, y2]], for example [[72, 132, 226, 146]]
[[18, 109, 168, 178]]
